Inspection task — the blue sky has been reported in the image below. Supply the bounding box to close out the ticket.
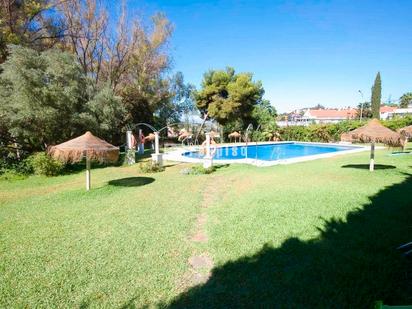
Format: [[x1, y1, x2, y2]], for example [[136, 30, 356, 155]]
[[127, 0, 412, 112]]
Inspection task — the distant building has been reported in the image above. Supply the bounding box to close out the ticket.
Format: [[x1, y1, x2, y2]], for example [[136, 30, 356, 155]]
[[301, 108, 358, 124], [379, 106, 398, 120], [277, 105, 412, 127], [380, 104, 412, 120]]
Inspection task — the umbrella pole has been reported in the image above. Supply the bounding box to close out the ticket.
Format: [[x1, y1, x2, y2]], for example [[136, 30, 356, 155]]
[[369, 142, 375, 172], [86, 157, 91, 191]]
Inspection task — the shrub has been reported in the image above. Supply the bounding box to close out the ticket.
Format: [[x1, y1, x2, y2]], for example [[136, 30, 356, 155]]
[[180, 165, 216, 175], [0, 153, 34, 180], [28, 153, 64, 176], [138, 161, 164, 173], [0, 170, 28, 181], [277, 118, 412, 143]]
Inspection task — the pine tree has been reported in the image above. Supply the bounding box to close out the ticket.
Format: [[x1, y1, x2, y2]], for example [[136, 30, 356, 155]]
[[371, 72, 382, 119]]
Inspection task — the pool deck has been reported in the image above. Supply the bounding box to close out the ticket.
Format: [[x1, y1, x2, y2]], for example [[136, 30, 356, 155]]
[[163, 141, 374, 167]]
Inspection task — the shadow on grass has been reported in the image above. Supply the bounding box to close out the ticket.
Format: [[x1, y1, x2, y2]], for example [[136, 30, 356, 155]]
[[342, 164, 396, 170], [163, 174, 412, 308], [214, 164, 230, 170], [108, 177, 154, 187]]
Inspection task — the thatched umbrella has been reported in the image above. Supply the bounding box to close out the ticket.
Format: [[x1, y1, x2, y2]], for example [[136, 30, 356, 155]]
[[399, 125, 412, 138], [341, 119, 404, 171], [210, 130, 220, 141], [398, 125, 412, 150], [144, 133, 156, 142], [48, 131, 119, 190], [178, 130, 192, 142], [228, 131, 241, 143]]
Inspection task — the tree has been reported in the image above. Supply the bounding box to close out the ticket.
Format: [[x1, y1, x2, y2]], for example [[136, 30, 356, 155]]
[[195, 67, 264, 126], [0, 45, 125, 151], [59, 0, 174, 117], [251, 99, 278, 140], [119, 12, 173, 126], [399, 92, 412, 108], [310, 104, 325, 110], [356, 102, 372, 119], [154, 72, 195, 129], [0, 0, 63, 63], [79, 85, 126, 143], [2, 0, 175, 131], [371, 72, 381, 119], [58, 0, 108, 87], [171, 72, 195, 127]]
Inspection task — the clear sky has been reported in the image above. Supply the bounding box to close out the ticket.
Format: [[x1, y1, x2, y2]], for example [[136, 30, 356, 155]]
[[129, 0, 412, 112]]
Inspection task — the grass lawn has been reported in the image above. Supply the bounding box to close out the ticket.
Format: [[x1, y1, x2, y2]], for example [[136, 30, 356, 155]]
[[1, 148, 411, 308]]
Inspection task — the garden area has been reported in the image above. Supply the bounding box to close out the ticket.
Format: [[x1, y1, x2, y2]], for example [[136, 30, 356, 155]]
[[1, 1, 412, 308], [1, 148, 411, 308]]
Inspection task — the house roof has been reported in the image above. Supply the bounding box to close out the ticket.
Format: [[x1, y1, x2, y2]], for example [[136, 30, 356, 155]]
[[380, 106, 397, 113], [305, 109, 357, 119]]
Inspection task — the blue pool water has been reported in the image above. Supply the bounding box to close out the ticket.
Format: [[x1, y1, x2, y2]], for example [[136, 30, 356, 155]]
[[183, 142, 358, 161]]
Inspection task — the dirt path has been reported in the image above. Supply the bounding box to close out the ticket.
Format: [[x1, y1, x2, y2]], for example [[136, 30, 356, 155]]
[[177, 173, 228, 290]]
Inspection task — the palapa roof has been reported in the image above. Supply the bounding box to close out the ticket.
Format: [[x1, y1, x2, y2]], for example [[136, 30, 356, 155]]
[[341, 119, 403, 146], [228, 131, 241, 138], [48, 131, 119, 163], [145, 133, 156, 142], [398, 125, 412, 138], [178, 131, 192, 141], [209, 130, 219, 138]]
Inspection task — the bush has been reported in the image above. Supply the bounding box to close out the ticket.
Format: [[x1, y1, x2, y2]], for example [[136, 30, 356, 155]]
[[138, 161, 164, 173], [0, 152, 34, 180], [0, 170, 28, 181], [28, 153, 64, 176], [180, 165, 216, 175], [277, 118, 412, 143]]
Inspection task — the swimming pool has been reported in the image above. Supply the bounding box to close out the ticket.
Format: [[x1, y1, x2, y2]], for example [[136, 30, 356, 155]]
[[163, 141, 368, 166], [183, 142, 359, 161]]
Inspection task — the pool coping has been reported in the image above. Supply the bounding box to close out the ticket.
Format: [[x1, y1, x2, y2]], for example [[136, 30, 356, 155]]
[[163, 141, 375, 167]]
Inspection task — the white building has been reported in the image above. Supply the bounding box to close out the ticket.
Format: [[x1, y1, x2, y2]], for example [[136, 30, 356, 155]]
[[381, 104, 412, 120], [300, 108, 358, 124]]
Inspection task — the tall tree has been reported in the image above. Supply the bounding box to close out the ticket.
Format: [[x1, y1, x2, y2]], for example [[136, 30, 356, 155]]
[[0, 45, 125, 150], [371, 72, 382, 119], [251, 99, 277, 140], [0, 0, 63, 63], [399, 92, 412, 108], [119, 12, 173, 125], [195, 67, 264, 126], [154, 72, 195, 129], [356, 102, 372, 119], [58, 0, 108, 87]]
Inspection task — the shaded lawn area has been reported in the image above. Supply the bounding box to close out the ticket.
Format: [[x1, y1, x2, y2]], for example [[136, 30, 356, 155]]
[[1, 149, 411, 307]]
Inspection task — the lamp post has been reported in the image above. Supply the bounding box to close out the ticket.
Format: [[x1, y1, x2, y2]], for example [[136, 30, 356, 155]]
[[358, 90, 364, 122]]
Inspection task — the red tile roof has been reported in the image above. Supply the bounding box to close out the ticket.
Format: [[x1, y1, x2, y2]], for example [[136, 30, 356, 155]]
[[306, 109, 357, 119], [380, 106, 397, 113], [305, 106, 397, 119]]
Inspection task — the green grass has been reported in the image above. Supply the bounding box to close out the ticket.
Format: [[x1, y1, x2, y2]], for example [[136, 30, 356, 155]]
[[1, 149, 411, 308]]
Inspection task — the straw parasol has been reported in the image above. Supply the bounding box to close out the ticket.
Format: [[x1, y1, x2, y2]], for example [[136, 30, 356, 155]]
[[398, 125, 412, 138], [228, 131, 241, 143], [398, 125, 412, 149], [178, 130, 192, 142], [341, 119, 404, 171], [48, 131, 119, 190], [273, 132, 282, 142], [210, 130, 220, 141], [144, 133, 156, 142]]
